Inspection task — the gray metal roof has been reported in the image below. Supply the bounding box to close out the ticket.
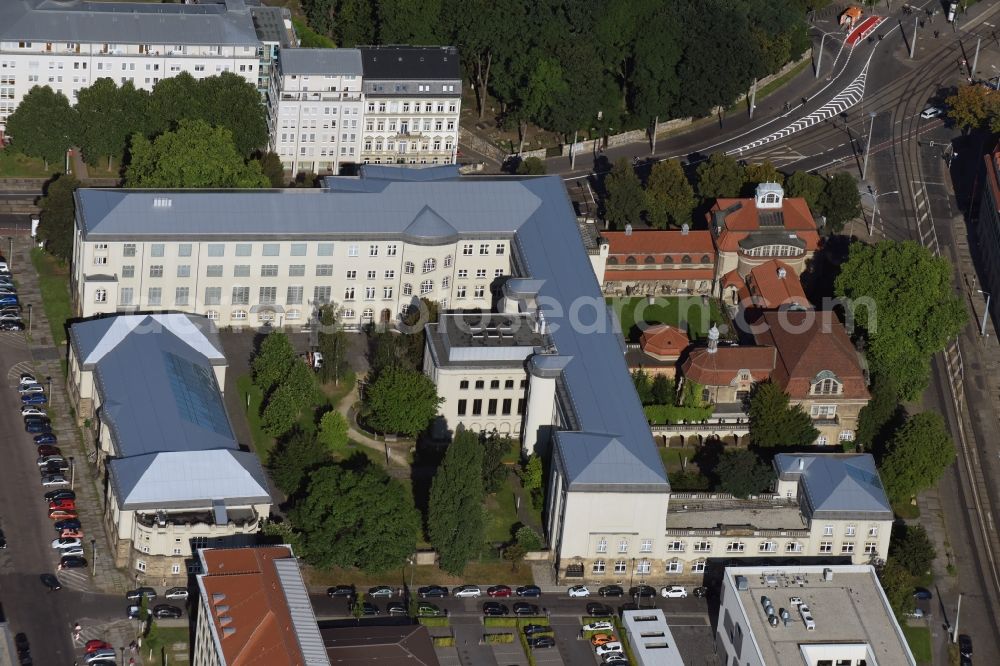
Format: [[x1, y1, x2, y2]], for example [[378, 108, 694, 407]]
[[108, 449, 270, 509], [278, 48, 363, 76], [553, 432, 668, 491], [75, 166, 668, 491], [273, 558, 331, 665], [360, 46, 460, 80], [70, 313, 225, 369], [774, 453, 892, 518], [0, 0, 260, 46], [250, 6, 295, 48]]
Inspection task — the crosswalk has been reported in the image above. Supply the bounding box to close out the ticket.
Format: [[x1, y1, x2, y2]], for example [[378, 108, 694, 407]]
[[56, 566, 96, 592], [728, 65, 869, 156], [5, 359, 33, 385]]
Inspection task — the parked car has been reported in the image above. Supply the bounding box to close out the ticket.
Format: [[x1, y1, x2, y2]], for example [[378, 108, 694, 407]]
[[959, 634, 973, 658], [513, 602, 540, 616], [0, 313, 22, 322], [360, 602, 380, 616], [526, 636, 556, 649], [61, 546, 85, 557], [0, 321, 24, 331], [482, 602, 509, 616], [591, 633, 618, 647], [386, 602, 408, 616], [38, 455, 66, 468], [598, 585, 624, 598], [418, 585, 448, 598], [20, 406, 45, 417], [40, 573, 62, 591], [18, 373, 35, 385], [913, 587, 933, 600], [416, 603, 446, 617], [25, 420, 51, 434], [84, 649, 117, 664], [920, 106, 943, 119], [36, 444, 60, 456], [60, 529, 84, 539], [660, 586, 687, 598], [51, 538, 81, 549], [630, 585, 657, 599], [21, 393, 47, 405], [40, 474, 68, 487], [126, 605, 141, 619], [40, 460, 69, 474], [568, 585, 590, 598], [692, 586, 709, 598], [487, 585, 512, 598], [906, 608, 926, 618], [522, 624, 552, 637], [33, 433, 57, 445], [152, 605, 183, 619], [603, 657, 630, 666], [53, 519, 81, 532], [453, 585, 482, 598], [516, 585, 542, 597], [59, 555, 87, 569], [48, 509, 78, 520], [41, 476, 70, 492], [85, 640, 113, 653], [0, 296, 20, 306], [595, 642, 624, 657], [367, 585, 393, 598], [326, 585, 355, 599], [586, 603, 613, 617], [126, 587, 157, 601], [165, 587, 191, 601], [18, 384, 44, 395], [582, 621, 614, 632]]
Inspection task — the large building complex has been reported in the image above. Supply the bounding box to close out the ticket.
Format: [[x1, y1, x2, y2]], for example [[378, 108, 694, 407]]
[[716, 564, 916, 666]]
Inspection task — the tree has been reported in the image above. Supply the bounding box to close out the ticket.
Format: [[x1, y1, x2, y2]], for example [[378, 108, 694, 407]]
[[889, 524, 935, 577], [632, 369, 654, 405], [377, 0, 443, 44], [197, 72, 269, 158], [318, 411, 350, 454], [604, 158, 645, 230], [651, 374, 674, 405], [818, 171, 861, 233], [645, 159, 695, 229], [854, 372, 901, 452], [261, 383, 301, 439], [75, 78, 150, 168], [835, 240, 966, 400], [878, 559, 916, 619], [252, 332, 298, 396], [5, 86, 77, 168], [37, 174, 81, 263], [696, 152, 744, 200], [269, 429, 329, 496], [317, 304, 351, 385], [786, 170, 826, 214], [124, 119, 269, 188], [448, 0, 522, 119], [362, 367, 442, 437], [399, 298, 440, 370], [428, 428, 486, 574], [481, 429, 511, 493], [516, 156, 547, 174], [716, 448, 773, 498], [521, 455, 543, 492], [747, 381, 819, 448], [515, 525, 543, 551], [741, 160, 784, 195], [945, 83, 994, 131], [502, 541, 527, 571], [147, 73, 202, 135], [292, 460, 420, 572], [880, 412, 956, 504], [256, 151, 286, 187]]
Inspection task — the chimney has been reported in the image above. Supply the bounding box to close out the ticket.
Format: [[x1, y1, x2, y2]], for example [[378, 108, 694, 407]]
[[707, 324, 719, 354], [777, 267, 787, 279], [624, 223, 633, 236], [681, 223, 689, 236]]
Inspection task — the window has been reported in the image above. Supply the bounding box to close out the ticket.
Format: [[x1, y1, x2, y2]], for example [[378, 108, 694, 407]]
[[383, 286, 393, 299], [462, 243, 473, 255], [261, 265, 278, 277], [592, 560, 606, 574], [289, 265, 305, 277], [636, 560, 651, 575], [472, 399, 482, 416], [496, 243, 505, 255], [174, 265, 190, 278], [617, 539, 629, 554], [384, 269, 395, 280], [823, 525, 834, 536], [487, 399, 497, 415], [345, 270, 357, 280], [459, 380, 470, 390], [122, 265, 135, 279], [666, 540, 683, 552], [314, 286, 331, 304], [501, 398, 512, 415], [489, 380, 500, 389], [404, 261, 415, 274], [262, 243, 279, 257], [786, 542, 803, 553], [232, 310, 248, 320], [136, 560, 146, 572], [149, 265, 163, 278], [692, 560, 706, 573], [812, 377, 842, 395], [839, 430, 855, 442], [443, 254, 453, 268], [123, 243, 136, 257], [759, 541, 777, 553], [234, 265, 250, 278], [456, 286, 466, 298], [235, 243, 252, 257], [841, 542, 855, 554], [456, 399, 468, 416], [403, 283, 413, 296], [457, 269, 468, 279], [364, 287, 375, 300], [693, 541, 711, 552], [614, 560, 627, 574], [816, 435, 828, 445], [819, 541, 833, 554], [206, 265, 223, 278], [495, 268, 505, 277], [504, 379, 514, 389], [348, 244, 359, 257], [366, 270, 376, 280], [317, 242, 334, 256], [386, 244, 398, 256], [666, 560, 682, 573], [259, 287, 276, 305], [475, 380, 485, 389], [474, 286, 485, 299], [864, 542, 879, 555], [147, 287, 162, 306], [94, 289, 107, 303], [173, 287, 189, 306], [316, 264, 333, 277], [150, 243, 164, 257], [204, 287, 221, 305], [476, 269, 487, 279], [171, 564, 181, 575], [232, 287, 249, 305], [290, 243, 307, 256], [420, 280, 433, 295], [206, 310, 219, 320], [422, 258, 436, 273], [207, 244, 225, 257], [344, 287, 355, 300], [810, 404, 837, 418], [726, 542, 745, 553], [868, 526, 879, 537], [845, 525, 856, 537], [178, 243, 192, 257], [368, 244, 379, 257], [119, 288, 134, 306], [596, 538, 607, 553], [479, 243, 489, 255]]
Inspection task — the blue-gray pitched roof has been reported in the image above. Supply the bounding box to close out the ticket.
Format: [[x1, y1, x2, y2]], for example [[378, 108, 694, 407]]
[[70, 313, 225, 369], [0, 0, 260, 46], [278, 48, 363, 76], [774, 453, 892, 519], [74, 166, 668, 491]]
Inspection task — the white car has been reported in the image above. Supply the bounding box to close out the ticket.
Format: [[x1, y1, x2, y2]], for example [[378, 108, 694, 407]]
[[789, 596, 803, 607], [920, 106, 943, 119], [660, 586, 687, 598], [21, 406, 46, 417], [453, 585, 482, 598], [18, 384, 44, 394], [52, 537, 82, 549], [595, 642, 624, 657], [567, 585, 590, 598], [61, 546, 85, 557], [582, 621, 613, 632]]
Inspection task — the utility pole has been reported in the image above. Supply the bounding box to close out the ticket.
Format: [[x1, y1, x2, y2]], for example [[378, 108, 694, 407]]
[[953, 593, 963, 642], [650, 115, 658, 155], [862, 112, 876, 180], [978, 291, 991, 336], [570, 130, 578, 170], [972, 37, 981, 77], [910, 16, 918, 58], [749, 79, 757, 119], [816, 33, 827, 78]]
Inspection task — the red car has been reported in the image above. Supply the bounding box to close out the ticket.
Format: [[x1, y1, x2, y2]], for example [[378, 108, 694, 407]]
[[37, 445, 61, 457], [48, 499, 76, 511], [61, 529, 84, 539], [85, 639, 112, 653], [48, 509, 78, 520], [487, 585, 512, 598]]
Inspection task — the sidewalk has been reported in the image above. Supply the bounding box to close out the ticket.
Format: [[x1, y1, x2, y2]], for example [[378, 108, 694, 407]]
[[336, 383, 412, 470]]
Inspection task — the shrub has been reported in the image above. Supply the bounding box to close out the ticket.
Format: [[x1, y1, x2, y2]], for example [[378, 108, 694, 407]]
[[643, 404, 713, 424], [484, 632, 515, 643], [432, 635, 455, 647], [516, 525, 544, 551]]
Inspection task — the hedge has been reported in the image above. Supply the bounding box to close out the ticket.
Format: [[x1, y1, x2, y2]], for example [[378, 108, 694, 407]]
[[432, 635, 455, 647], [484, 632, 515, 644], [418, 616, 451, 627], [643, 404, 714, 425]]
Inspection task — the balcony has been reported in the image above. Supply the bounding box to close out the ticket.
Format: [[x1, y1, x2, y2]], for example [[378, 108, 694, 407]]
[[136, 508, 260, 530], [280, 91, 361, 103]]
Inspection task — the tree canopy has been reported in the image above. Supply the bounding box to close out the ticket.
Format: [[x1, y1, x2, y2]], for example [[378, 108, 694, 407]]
[[481, 429, 512, 493], [75, 79, 151, 168], [124, 119, 270, 188], [716, 448, 773, 498], [269, 428, 330, 497], [785, 170, 825, 214], [741, 161, 784, 195], [252, 331, 299, 396], [428, 428, 486, 574], [37, 174, 81, 264], [818, 171, 861, 233], [696, 153, 744, 200], [362, 366, 442, 437], [889, 524, 935, 577], [946, 83, 1000, 133], [604, 158, 644, 230], [645, 159, 695, 229], [747, 381, 819, 448], [5, 86, 77, 167], [879, 411, 956, 504], [835, 240, 966, 400]]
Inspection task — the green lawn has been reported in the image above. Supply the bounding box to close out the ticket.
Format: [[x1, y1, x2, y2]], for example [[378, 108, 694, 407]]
[[892, 499, 921, 520], [143, 625, 189, 665], [236, 374, 273, 459], [659, 446, 699, 473], [607, 296, 723, 342], [902, 625, 932, 664], [30, 248, 72, 348], [0, 150, 57, 178], [485, 484, 519, 544]]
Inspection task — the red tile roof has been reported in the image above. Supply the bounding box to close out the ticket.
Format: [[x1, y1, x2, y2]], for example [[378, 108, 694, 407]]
[[640, 325, 689, 360], [603, 229, 715, 255], [752, 310, 869, 400], [707, 197, 820, 254], [746, 260, 809, 309], [681, 346, 775, 386], [603, 268, 715, 282], [199, 546, 306, 666]]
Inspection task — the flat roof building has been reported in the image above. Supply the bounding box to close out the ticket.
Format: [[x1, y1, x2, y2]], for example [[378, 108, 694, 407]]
[[717, 564, 915, 666], [620, 608, 685, 666]]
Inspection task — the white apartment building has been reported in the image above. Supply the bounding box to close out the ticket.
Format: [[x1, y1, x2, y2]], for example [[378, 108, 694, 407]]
[[0, 0, 264, 134], [267, 48, 364, 176], [717, 565, 915, 665], [360, 46, 462, 166]]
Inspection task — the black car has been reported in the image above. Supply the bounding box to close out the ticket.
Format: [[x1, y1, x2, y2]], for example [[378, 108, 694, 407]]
[[386, 602, 408, 616], [14, 632, 28, 655], [417, 585, 448, 598], [693, 586, 709, 598], [126, 587, 158, 601], [526, 636, 556, 649], [913, 587, 933, 600], [360, 602, 380, 616], [629, 585, 656, 599], [0, 321, 24, 331], [516, 585, 542, 597], [59, 555, 87, 569], [0, 532, 6, 549], [53, 518, 81, 532], [598, 585, 624, 598], [513, 602, 540, 616], [152, 604, 183, 619], [40, 460, 69, 474], [44, 489, 75, 503], [585, 602, 613, 617], [959, 634, 973, 658], [482, 602, 509, 616], [40, 573, 61, 591], [522, 624, 551, 637], [24, 420, 51, 434], [327, 585, 356, 599]]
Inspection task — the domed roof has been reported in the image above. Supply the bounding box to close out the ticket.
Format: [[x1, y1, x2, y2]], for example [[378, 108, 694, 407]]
[[639, 325, 689, 360]]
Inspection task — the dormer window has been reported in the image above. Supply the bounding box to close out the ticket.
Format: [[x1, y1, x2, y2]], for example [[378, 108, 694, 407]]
[[811, 370, 842, 395], [755, 182, 784, 209]]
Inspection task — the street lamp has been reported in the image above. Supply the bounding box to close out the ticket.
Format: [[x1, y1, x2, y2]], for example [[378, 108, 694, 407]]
[[978, 290, 991, 336], [91, 538, 97, 576], [861, 188, 900, 237], [46, 376, 51, 397], [26, 304, 31, 333], [862, 112, 877, 180], [69, 456, 75, 490], [6, 237, 11, 269]]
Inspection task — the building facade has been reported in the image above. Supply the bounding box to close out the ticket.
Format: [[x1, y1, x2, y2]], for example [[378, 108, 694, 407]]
[[0, 0, 262, 133], [600, 227, 716, 297]]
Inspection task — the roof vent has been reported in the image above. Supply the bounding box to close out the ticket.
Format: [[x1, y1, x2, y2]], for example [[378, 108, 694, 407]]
[[798, 458, 804, 471], [681, 223, 689, 235], [222, 627, 236, 637], [624, 223, 633, 236], [153, 197, 172, 209], [212, 593, 226, 603], [215, 605, 230, 616], [219, 615, 233, 626], [777, 267, 787, 279]]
